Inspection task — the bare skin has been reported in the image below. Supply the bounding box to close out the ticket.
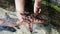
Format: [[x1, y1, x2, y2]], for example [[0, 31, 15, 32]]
[[15, 0, 43, 30]]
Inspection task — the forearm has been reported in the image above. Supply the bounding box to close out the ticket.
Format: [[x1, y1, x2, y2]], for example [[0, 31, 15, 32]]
[[34, 0, 42, 14], [15, 0, 25, 13], [15, 0, 25, 20]]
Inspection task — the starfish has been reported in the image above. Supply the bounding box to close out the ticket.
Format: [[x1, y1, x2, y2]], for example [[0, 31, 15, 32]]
[[15, 14, 45, 31]]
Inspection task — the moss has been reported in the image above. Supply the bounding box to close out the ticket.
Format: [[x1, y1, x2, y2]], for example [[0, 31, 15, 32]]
[[42, 1, 60, 12]]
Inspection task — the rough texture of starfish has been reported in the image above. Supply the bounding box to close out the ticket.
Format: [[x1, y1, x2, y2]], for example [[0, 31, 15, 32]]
[[15, 13, 45, 30]]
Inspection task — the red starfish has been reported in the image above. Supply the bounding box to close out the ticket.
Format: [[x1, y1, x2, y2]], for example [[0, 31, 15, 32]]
[[15, 14, 45, 31]]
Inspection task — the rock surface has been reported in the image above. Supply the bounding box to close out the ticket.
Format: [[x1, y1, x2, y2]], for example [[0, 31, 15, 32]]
[[0, 8, 59, 34]]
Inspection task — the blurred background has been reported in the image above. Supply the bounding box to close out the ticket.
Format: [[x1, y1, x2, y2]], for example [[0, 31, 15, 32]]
[[0, 0, 60, 34]]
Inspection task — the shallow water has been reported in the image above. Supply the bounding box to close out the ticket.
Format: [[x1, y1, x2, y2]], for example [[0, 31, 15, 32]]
[[0, 23, 59, 34], [0, 8, 60, 34]]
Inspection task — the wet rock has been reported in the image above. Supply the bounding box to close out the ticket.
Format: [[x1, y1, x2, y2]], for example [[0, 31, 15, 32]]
[[0, 26, 16, 32]]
